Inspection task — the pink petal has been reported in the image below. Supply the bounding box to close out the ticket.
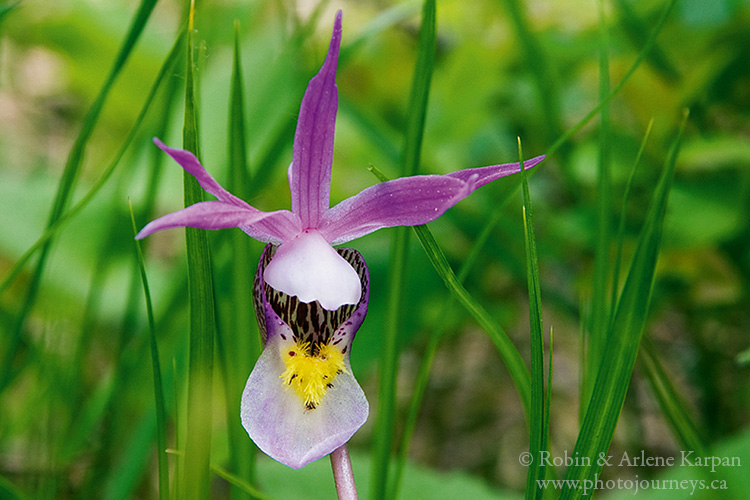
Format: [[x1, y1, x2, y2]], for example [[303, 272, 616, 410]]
[[243, 244, 370, 469], [288, 11, 342, 228], [318, 175, 472, 244], [445, 155, 545, 185], [135, 201, 279, 239], [151, 138, 301, 244], [240, 334, 368, 469], [154, 138, 249, 207], [319, 156, 546, 244]]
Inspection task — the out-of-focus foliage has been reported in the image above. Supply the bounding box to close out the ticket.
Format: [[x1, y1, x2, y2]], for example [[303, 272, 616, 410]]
[[0, 0, 748, 498]]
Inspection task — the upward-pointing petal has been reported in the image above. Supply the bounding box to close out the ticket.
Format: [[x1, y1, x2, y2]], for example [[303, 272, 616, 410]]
[[289, 10, 342, 228]]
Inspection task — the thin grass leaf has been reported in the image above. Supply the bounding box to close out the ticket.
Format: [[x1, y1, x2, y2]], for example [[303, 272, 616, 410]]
[[63, 173, 148, 484], [340, 0, 421, 64], [59, 369, 116, 462], [181, 4, 216, 500], [0, 476, 28, 500], [210, 465, 278, 500], [101, 82, 182, 500], [0, 0, 160, 392], [614, 0, 680, 82], [541, 327, 554, 500], [519, 139, 546, 500], [584, 0, 613, 415], [372, 226, 407, 498], [369, 164, 532, 416], [0, 1, 19, 24], [559, 109, 689, 500], [577, 297, 588, 426], [390, 204, 509, 500], [228, 21, 251, 195], [389, 304, 443, 500], [130, 202, 170, 500], [166, 449, 276, 500], [371, 2, 436, 500], [101, 413, 160, 500], [0, 26, 185, 299], [502, 0, 570, 187], [639, 336, 707, 456], [337, 3, 430, 168], [401, 0, 436, 179], [338, 95, 400, 166], [610, 118, 654, 326], [546, 0, 679, 156], [69, 185, 168, 497], [218, 21, 258, 500], [605, 115, 705, 474], [415, 224, 532, 411], [172, 357, 181, 500]]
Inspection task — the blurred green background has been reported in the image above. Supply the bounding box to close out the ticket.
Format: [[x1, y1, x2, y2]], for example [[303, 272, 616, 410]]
[[0, 0, 749, 498]]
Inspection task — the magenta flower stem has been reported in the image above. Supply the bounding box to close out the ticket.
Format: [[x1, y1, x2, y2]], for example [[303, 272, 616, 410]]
[[330, 444, 358, 500]]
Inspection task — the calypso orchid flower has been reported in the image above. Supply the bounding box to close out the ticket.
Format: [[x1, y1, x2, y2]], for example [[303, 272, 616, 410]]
[[136, 11, 544, 469]]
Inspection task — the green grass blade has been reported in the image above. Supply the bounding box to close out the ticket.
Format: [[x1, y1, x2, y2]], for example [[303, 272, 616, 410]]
[[0, 476, 28, 500], [166, 450, 276, 500], [101, 413, 159, 500], [340, 1, 421, 65], [388, 299, 442, 500], [584, 0, 613, 415], [542, 326, 553, 500], [0, 0, 160, 392], [577, 299, 587, 428], [502, 0, 567, 182], [610, 118, 654, 325], [130, 202, 170, 500], [172, 357, 181, 500], [370, 164, 532, 417], [639, 336, 707, 455], [182, 4, 216, 500], [61, 61, 179, 499], [413, 224, 532, 412], [519, 139, 546, 500], [338, 96, 400, 166], [218, 21, 258, 500], [390, 204, 508, 500], [210, 464, 277, 500], [559, 110, 689, 500], [228, 22, 251, 194], [0, 26, 185, 300], [371, 2, 436, 499], [614, 0, 680, 82], [401, 0, 436, 179], [0, 1, 19, 24], [45, 0, 158, 224], [546, 0, 679, 156], [372, 227, 406, 499]]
